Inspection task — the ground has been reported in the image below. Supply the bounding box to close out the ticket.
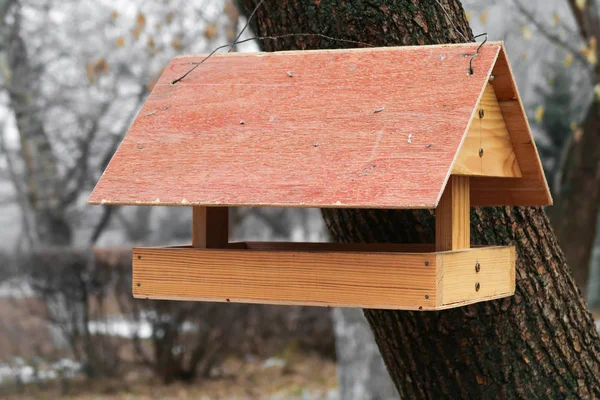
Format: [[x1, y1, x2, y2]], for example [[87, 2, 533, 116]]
[[1, 353, 338, 400]]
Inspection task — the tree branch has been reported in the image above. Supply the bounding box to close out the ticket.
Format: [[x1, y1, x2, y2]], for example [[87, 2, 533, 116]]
[[512, 0, 591, 70], [566, 0, 598, 41]]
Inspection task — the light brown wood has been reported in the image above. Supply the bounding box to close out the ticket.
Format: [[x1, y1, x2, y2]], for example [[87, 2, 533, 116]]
[[469, 99, 552, 206], [436, 246, 515, 308], [133, 247, 438, 310], [489, 43, 517, 101], [436, 175, 470, 251], [452, 84, 522, 178], [242, 242, 435, 253], [469, 44, 552, 207], [192, 207, 229, 248], [132, 245, 514, 310]]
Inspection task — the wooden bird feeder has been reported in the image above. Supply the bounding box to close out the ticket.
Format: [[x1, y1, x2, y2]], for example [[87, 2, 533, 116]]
[[89, 42, 551, 310]]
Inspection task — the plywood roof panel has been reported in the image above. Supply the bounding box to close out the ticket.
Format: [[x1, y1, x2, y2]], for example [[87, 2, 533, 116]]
[[88, 42, 550, 208]]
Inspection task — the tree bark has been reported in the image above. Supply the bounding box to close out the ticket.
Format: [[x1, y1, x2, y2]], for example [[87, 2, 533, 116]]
[[549, 99, 600, 296], [239, 0, 600, 397]]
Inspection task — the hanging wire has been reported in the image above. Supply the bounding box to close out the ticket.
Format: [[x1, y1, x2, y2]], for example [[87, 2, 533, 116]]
[[433, 0, 469, 42], [171, 33, 373, 84], [433, 0, 489, 75], [228, 0, 266, 53], [172, 0, 487, 84], [468, 33, 488, 75]]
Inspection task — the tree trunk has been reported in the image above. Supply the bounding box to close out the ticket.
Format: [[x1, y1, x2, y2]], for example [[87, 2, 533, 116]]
[[549, 99, 600, 296], [239, 0, 600, 397], [0, 1, 72, 245]]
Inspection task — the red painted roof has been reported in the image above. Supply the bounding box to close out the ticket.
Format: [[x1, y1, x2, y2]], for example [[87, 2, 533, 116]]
[[89, 42, 550, 208]]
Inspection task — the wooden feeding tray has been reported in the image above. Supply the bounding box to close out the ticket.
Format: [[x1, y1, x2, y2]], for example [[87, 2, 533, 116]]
[[89, 42, 551, 310]]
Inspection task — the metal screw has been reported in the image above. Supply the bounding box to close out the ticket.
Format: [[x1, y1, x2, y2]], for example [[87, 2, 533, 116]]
[[137, 145, 143, 150], [313, 142, 319, 147], [136, 282, 141, 287], [137, 255, 142, 260], [475, 282, 480, 292], [479, 109, 485, 119], [425, 295, 430, 299], [479, 148, 484, 158], [240, 120, 245, 125], [475, 262, 481, 273], [424, 261, 430, 266], [489, 74, 496, 83]]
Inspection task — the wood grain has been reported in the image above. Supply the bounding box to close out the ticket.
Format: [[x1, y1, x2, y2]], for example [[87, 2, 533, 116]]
[[469, 98, 552, 206], [469, 45, 552, 206], [132, 244, 514, 310], [89, 42, 550, 208], [489, 44, 516, 101], [437, 246, 515, 307], [90, 43, 502, 209], [436, 176, 470, 251], [133, 246, 438, 310], [452, 83, 522, 177], [192, 207, 229, 248]]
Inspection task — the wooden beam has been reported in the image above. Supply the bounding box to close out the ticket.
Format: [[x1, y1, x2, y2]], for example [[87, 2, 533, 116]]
[[438, 246, 515, 308], [131, 245, 515, 310], [436, 175, 470, 251], [452, 83, 522, 178], [192, 206, 229, 248]]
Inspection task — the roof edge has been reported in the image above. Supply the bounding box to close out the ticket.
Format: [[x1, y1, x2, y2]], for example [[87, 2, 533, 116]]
[[171, 41, 507, 61], [495, 44, 553, 206], [434, 42, 503, 208], [87, 199, 436, 209]]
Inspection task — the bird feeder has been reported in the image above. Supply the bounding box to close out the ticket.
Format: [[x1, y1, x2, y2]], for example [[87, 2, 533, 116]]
[[89, 42, 551, 310]]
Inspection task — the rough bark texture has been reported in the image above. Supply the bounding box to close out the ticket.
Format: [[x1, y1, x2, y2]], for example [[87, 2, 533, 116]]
[[239, 0, 600, 398], [550, 100, 600, 295], [332, 308, 399, 400]]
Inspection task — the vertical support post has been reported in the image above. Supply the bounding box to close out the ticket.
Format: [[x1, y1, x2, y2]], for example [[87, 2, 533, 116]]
[[192, 207, 229, 248], [436, 175, 470, 251]]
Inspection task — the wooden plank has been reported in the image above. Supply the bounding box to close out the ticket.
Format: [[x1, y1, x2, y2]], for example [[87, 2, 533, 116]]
[[132, 245, 514, 310], [132, 247, 438, 310], [470, 98, 552, 206], [192, 207, 229, 248], [490, 43, 517, 101], [437, 246, 515, 308], [436, 176, 470, 251], [89, 43, 503, 209], [242, 242, 435, 253], [452, 83, 522, 177], [466, 45, 551, 206]]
